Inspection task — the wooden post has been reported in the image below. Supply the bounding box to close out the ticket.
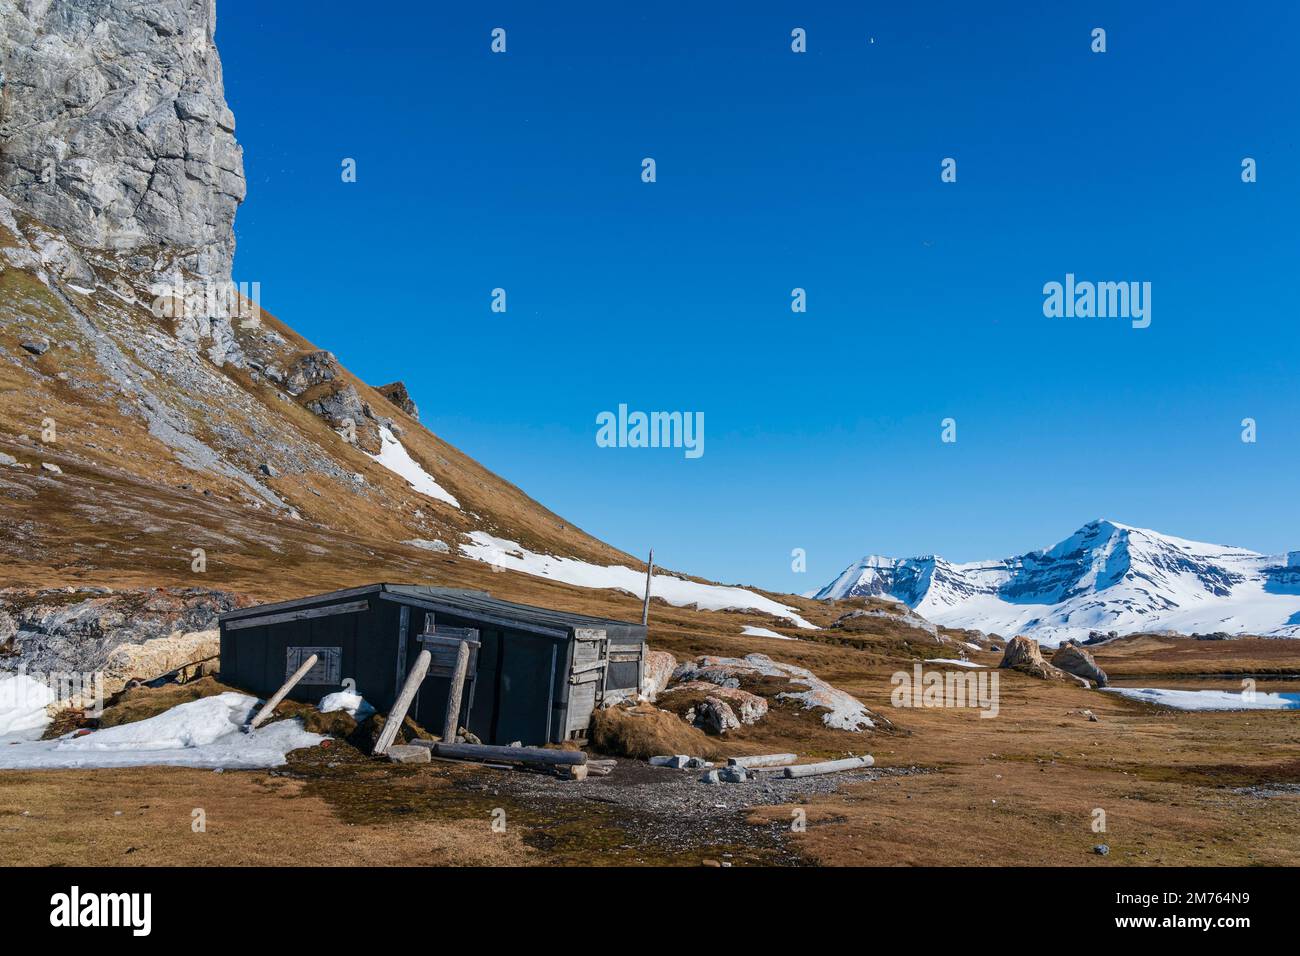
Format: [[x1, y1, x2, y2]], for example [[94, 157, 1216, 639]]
[[641, 548, 654, 627], [374, 648, 431, 756], [442, 639, 470, 743], [246, 653, 318, 732]]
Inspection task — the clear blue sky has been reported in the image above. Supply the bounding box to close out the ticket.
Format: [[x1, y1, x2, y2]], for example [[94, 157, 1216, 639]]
[[218, 2, 1299, 594]]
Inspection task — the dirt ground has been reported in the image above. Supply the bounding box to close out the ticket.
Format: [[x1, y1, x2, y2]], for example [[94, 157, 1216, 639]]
[[4, 633, 1298, 867]]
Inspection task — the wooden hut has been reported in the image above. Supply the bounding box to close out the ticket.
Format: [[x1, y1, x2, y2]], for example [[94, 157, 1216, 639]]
[[218, 584, 647, 746]]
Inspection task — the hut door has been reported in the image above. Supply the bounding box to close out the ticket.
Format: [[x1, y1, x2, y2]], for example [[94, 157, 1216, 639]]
[[566, 628, 609, 740]]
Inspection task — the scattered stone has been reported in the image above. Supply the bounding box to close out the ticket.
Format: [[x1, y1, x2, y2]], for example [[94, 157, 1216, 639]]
[[650, 754, 693, 769], [39, 462, 62, 474], [719, 767, 749, 783], [386, 744, 431, 764], [1093, 844, 1110, 856], [0, 452, 18, 467], [258, 462, 279, 478], [698, 769, 720, 784], [20, 339, 50, 356]]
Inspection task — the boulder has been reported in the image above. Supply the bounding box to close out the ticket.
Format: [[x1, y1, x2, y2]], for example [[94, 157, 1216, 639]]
[[1052, 641, 1109, 687], [999, 635, 1084, 684], [660, 680, 769, 724], [640, 649, 677, 700], [695, 696, 741, 736], [672, 653, 883, 732], [101, 628, 220, 698]]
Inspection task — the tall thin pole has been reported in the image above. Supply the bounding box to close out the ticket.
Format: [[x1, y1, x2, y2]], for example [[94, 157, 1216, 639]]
[[641, 548, 654, 626]]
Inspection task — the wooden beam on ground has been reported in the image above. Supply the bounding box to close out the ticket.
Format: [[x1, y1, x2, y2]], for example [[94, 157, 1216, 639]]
[[782, 755, 874, 778], [246, 653, 318, 732], [442, 639, 470, 743], [408, 740, 587, 767], [373, 648, 431, 756], [727, 753, 797, 769]]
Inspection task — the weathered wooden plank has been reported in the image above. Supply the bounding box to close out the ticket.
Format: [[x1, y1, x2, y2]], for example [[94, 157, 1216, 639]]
[[373, 648, 431, 756], [224, 600, 369, 631], [782, 755, 874, 778], [246, 654, 318, 731], [727, 753, 797, 769], [442, 639, 471, 743]]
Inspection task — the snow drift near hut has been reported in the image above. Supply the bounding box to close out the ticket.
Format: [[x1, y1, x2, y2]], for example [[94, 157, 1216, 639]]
[[0, 692, 324, 770]]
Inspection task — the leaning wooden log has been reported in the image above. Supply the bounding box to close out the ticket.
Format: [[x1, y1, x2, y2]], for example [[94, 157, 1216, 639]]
[[442, 639, 471, 743], [246, 654, 318, 732], [727, 753, 797, 769], [374, 648, 431, 756], [409, 740, 587, 767], [782, 755, 874, 778]]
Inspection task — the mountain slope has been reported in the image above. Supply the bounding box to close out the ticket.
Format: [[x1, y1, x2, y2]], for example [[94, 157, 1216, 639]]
[[0, 0, 827, 647], [818, 520, 1300, 643]]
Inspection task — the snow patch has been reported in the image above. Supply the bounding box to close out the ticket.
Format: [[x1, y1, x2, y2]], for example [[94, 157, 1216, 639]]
[[0, 692, 325, 770], [741, 625, 792, 640], [0, 674, 56, 741], [319, 691, 375, 721], [460, 531, 816, 629], [368, 426, 459, 508]]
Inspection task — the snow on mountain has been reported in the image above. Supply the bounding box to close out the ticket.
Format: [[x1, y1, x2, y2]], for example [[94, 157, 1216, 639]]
[[816, 520, 1300, 644]]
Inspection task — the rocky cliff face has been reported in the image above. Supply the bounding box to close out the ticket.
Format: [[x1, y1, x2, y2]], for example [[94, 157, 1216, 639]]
[[0, 0, 244, 280]]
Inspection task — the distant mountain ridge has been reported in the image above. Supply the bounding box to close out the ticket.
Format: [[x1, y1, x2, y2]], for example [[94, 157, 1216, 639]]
[[817, 520, 1300, 644]]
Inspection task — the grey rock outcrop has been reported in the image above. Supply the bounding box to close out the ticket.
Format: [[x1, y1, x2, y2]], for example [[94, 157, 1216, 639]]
[[0, 0, 245, 280], [694, 696, 741, 736], [375, 381, 419, 420]]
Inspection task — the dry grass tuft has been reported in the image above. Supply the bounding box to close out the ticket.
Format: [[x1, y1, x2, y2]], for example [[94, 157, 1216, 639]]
[[589, 702, 721, 760]]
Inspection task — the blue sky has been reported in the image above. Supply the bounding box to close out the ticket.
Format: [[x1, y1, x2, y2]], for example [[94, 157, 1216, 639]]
[[218, 2, 1299, 593]]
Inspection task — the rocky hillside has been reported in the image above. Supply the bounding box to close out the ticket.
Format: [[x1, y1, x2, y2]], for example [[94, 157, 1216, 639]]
[[0, 0, 933, 676]]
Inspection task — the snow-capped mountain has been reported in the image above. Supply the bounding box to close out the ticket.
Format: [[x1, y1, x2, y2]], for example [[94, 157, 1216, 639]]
[[817, 520, 1300, 644]]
